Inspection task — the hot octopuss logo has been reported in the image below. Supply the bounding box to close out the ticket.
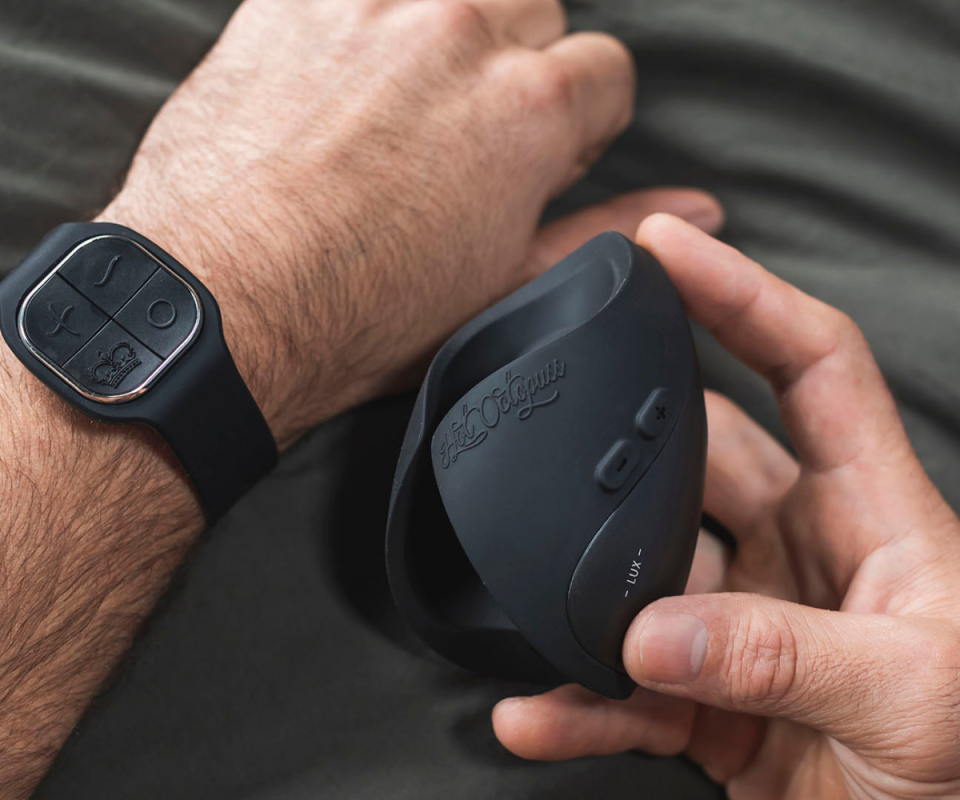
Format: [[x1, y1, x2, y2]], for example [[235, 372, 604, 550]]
[[436, 358, 566, 469]]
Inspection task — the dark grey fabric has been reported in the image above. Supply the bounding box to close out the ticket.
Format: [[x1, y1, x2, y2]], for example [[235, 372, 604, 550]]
[[0, 0, 957, 797]]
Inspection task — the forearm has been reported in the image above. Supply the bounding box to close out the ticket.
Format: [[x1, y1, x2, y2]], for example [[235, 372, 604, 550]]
[[0, 98, 546, 789], [0, 344, 200, 794], [0, 193, 354, 795]]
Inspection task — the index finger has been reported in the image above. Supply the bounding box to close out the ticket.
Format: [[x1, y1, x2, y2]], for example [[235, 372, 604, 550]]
[[636, 214, 909, 473]]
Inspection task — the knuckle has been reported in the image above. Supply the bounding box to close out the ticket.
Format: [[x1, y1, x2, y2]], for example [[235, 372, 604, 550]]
[[724, 609, 801, 708], [814, 307, 870, 373], [423, 0, 497, 45], [828, 308, 866, 350], [525, 58, 578, 116], [783, 304, 870, 389]]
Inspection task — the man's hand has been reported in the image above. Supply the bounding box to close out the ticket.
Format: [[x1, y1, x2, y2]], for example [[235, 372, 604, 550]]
[[0, 0, 725, 796], [102, 0, 724, 447], [492, 215, 960, 799]]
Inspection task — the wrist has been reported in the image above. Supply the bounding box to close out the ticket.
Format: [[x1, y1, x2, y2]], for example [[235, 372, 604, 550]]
[[0, 342, 201, 523], [95, 192, 350, 449], [2, 217, 282, 524]]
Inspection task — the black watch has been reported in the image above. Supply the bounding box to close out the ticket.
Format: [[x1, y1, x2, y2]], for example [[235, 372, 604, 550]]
[[0, 222, 278, 522]]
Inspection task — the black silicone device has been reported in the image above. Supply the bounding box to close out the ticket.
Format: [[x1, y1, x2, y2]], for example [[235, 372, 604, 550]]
[[385, 232, 707, 699], [0, 222, 278, 522]]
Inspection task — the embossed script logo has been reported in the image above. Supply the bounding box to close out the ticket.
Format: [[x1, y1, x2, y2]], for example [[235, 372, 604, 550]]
[[437, 359, 566, 469]]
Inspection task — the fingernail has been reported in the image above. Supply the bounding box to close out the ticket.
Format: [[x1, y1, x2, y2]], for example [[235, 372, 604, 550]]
[[666, 195, 725, 233], [686, 207, 725, 233], [636, 611, 708, 684]]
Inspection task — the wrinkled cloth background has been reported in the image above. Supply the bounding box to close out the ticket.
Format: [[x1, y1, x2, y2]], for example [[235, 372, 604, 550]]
[[1, 1, 959, 797]]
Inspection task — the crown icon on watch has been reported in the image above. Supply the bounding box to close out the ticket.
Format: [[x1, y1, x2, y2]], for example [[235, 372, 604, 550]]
[[89, 342, 142, 388]]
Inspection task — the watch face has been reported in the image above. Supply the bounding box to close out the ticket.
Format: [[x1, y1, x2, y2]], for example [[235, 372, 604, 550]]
[[17, 235, 203, 403]]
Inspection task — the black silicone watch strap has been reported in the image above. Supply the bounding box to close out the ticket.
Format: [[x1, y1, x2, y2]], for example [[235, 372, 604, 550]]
[[0, 222, 279, 523], [151, 340, 278, 522]]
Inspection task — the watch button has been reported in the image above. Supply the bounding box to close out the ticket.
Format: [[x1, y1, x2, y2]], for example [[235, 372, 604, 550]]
[[635, 388, 670, 440], [114, 269, 198, 358], [21, 276, 108, 365], [59, 238, 157, 315], [63, 322, 162, 397]]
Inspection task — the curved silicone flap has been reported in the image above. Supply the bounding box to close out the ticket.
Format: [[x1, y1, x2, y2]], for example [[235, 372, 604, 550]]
[[386, 232, 706, 698]]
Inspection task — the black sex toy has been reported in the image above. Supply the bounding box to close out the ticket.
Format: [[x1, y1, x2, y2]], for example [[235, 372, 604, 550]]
[[385, 232, 706, 699]]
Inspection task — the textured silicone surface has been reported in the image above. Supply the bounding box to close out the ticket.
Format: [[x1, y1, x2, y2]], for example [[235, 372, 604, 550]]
[[386, 233, 706, 698]]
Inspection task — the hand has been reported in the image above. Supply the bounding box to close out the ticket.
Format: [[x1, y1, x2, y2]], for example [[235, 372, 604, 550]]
[[492, 214, 960, 799], [100, 0, 724, 448]]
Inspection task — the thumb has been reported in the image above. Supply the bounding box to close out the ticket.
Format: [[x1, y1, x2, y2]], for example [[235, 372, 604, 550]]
[[622, 593, 954, 749]]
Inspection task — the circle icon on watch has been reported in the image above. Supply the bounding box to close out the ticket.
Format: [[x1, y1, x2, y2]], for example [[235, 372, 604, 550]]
[[147, 299, 177, 329]]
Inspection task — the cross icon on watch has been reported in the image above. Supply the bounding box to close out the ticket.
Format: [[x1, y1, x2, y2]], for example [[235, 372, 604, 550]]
[[45, 303, 80, 337], [655, 405, 667, 421]]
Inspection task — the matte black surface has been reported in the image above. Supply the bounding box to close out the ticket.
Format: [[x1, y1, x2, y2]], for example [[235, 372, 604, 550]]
[[21, 276, 107, 365], [116, 268, 199, 357], [570, 372, 706, 670], [0, 223, 278, 521], [18, 233, 192, 396], [636, 387, 671, 440], [596, 439, 641, 492], [60, 237, 157, 314], [63, 321, 161, 395], [388, 233, 707, 698]]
